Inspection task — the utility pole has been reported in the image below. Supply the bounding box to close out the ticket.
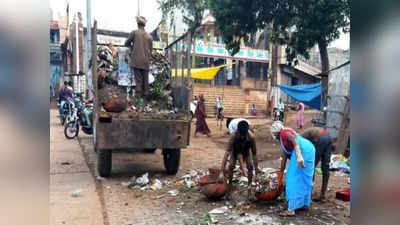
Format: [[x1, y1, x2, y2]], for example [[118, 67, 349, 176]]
[[86, 0, 92, 99], [75, 15, 80, 94], [137, 0, 140, 17]]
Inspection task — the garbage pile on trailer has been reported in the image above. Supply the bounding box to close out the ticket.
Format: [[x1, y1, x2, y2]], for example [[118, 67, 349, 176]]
[[96, 45, 185, 119]]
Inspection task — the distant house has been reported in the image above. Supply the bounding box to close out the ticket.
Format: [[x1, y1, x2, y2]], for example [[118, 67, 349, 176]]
[[50, 20, 63, 98]]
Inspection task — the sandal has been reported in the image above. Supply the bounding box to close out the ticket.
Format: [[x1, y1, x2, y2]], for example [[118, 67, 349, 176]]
[[279, 210, 295, 217], [313, 196, 326, 202]]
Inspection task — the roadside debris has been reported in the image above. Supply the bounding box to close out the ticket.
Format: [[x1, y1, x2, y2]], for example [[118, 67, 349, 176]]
[[168, 189, 179, 196], [136, 173, 149, 186], [150, 179, 163, 190], [96, 176, 106, 181], [71, 189, 83, 197], [330, 154, 350, 174], [254, 168, 279, 193], [209, 206, 229, 214]]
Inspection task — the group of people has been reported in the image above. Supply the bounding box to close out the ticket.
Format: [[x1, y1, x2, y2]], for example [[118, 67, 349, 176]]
[[215, 116, 331, 217], [273, 98, 305, 129]]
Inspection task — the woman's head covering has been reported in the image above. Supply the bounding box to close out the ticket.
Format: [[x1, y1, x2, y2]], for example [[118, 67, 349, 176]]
[[270, 121, 284, 139]]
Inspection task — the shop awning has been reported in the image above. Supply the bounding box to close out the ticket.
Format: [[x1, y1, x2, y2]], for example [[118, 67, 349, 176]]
[[278, 82, 321, 110], [171, 64, 230, 80]]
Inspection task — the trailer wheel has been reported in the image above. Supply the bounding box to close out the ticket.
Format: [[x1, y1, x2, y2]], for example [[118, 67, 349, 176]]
[[97, 149, 112, 177], [144, 148, 157, 153], [163, 148, 180, 175]]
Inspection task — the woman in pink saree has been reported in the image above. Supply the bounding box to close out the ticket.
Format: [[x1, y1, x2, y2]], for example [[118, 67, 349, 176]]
[[296, 102, 305, 129]]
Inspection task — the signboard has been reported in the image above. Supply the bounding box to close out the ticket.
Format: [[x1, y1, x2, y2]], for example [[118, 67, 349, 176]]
[[97, 34, 125, 46], [97, 34, 166, 49], [174, 41, 270, 62]]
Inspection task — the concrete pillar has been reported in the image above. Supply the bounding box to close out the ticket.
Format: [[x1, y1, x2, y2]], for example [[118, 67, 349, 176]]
[[242, 61, 247, 77]]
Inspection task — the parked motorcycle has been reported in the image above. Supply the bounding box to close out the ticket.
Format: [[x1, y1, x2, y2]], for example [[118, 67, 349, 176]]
[[64, 97, 93, 139]]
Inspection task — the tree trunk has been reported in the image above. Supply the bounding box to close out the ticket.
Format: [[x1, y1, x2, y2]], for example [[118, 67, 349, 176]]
[[318, 39, 330, 111]]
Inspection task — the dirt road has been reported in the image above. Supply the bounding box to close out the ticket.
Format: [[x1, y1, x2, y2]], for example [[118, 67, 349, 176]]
[[50, 109, 350, 225]]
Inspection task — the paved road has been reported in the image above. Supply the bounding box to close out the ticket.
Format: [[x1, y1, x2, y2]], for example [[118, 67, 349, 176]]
[[50, 109, 104, 225]]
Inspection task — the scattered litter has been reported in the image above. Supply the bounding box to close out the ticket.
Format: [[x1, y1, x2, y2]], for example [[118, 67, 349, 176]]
[[330, 154, 350, 174], [209, 206, 229, 214], [96, 176, 106, 181], [121, 182, 131, 187], [150, 179, 163, 190], [164, 180, 172, 186], [168, 189, 179, 196], [136, 173, 149, 186], [181, 174, 191, 180], [190, 170, 198, 177], [254, 168, 279, 193], [71, 189, 83, 197], [140, 185, 149, 191], [156, 194, 166, 199], [185, 180, 196, 189], [239, 176, 248, 184]]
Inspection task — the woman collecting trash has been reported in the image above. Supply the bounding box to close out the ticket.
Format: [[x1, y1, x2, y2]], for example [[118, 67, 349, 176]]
[[270, 121, 315, 216]]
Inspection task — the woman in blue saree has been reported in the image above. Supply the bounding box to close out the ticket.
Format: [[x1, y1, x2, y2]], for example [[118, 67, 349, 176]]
[[270, 121, 315, 216]]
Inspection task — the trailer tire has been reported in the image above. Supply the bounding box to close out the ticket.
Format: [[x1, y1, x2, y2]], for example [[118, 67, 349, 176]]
[[97, 149, 112, 177], [163, 148, 180, 175], [144, 148, 157, 153]]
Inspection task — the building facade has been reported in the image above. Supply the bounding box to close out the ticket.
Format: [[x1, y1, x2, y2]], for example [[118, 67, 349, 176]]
[[50, 20, 63, 98]]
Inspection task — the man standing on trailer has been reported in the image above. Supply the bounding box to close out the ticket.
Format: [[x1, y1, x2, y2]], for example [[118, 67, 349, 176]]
[[125, 16, 153, 98]]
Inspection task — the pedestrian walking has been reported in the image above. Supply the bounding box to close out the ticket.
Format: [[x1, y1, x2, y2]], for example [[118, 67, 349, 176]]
[[296, 102, 305, 129], [216, 97, 224, 130], [194, 94, 211, 137]]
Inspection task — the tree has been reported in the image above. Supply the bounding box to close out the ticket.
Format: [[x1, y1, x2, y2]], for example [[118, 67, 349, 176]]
[[158, 0, 208, 34], [158, 0, 209, 82], [210, 0, 350, 108]]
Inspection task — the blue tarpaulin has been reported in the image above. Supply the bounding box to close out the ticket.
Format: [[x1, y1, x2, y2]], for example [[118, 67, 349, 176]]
[[278, 82, 321, 110]]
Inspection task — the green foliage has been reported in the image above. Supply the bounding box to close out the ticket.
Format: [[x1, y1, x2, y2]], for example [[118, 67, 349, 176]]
[[210, 0, 350, 62], [158, 0, 209, 32], [209, 0, 260, 56]]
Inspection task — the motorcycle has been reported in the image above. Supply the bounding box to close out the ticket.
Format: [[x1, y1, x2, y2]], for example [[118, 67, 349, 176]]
[[58, 99, 69, 125], [64, 97, 94, 139]]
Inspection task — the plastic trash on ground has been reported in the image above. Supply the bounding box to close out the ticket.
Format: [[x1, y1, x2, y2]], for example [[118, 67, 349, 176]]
[[71, 189, 83, 197], [209, 206, 229, 214], [168, 189, 179, 196]]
